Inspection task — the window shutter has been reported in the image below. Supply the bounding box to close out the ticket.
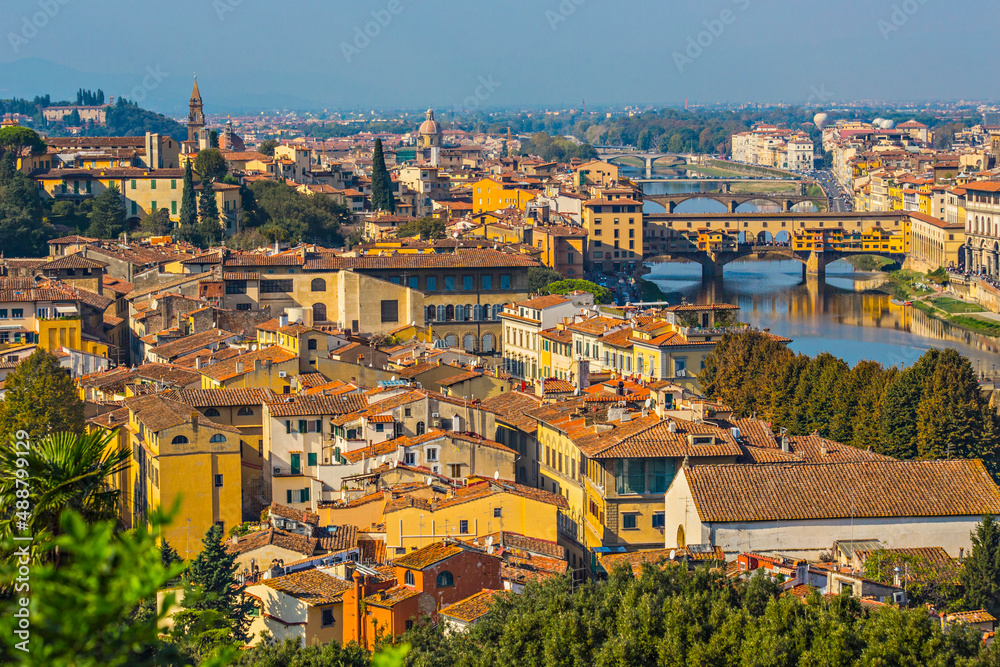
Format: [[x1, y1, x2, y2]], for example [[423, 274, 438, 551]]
[[298, 420, 307, 434], [308, 452, 317, 467], [286, 489, 292, 503], [285, 420, 291, 434], [302, 487, 310, 502]]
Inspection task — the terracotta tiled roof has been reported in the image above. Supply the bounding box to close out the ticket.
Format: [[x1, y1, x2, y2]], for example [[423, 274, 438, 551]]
[[542, 378, 576, 394], [685, 460, 1000, 523], [946, 610, 997, 625], [385, 479, 568, 513], [147, 329, 237, 360], [199, 346, 297, 381], [227, 528, 317, 557], [168, 387, 275, 407], [853, 546, 952, 567], [262, 569, 352, 605], [38, 253, 108, 270], [514, 294, 571, 309], [318, 525, 357, 553], [269, 502, 319, 526], [223, 252, 305, 267], [363, 585, 421, 608], [440, 589, 500, 622], [123, 394, 241, 434], [480, 391, 542, 432], [302, 249, 538, 271], [266, 393, 368, 417], [358, 539, 387, 565], [394, 542, 464, 570]]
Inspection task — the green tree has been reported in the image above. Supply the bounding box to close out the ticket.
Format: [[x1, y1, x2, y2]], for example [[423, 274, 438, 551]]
[[0, 164, 49, 256], [915, 348, 999, 470], [0, 350, 84, 442], [0, 512, 217, 667], [139, 207, 171, 236], [636, 128, 655, 151], [370, 138, 395, 213], [879, 350, 941, 459], [194, 148, 229, 182], [257, 139, 279, 157], [247, 180, 347, 245], [542, 279, 612, 304], [394, 216, 445, 240], [0, 430, 129, 563], [963, 516, 1000, 619], [701, 330, 794, 418], [830, 360, 887, 445], [0, 125, 46, 162], [179, 160, 199, 232], [527, 266, 563, 293], [850, 365, 898, 452], [174, 524, 256, 648], [787, 353, 849, 435], [87, 183, 126, 239], [198, 178, 220, 246]]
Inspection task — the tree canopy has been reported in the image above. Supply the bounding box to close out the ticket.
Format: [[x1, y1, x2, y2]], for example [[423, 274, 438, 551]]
[[394, 216, 445, 240], [194, 149, 229, 183], [542, 279, 612, 304], [247, 180, 348, 245], [701, 333, 1000, 472], [0, 350, 84, 442], [87, 183, 126, 239]]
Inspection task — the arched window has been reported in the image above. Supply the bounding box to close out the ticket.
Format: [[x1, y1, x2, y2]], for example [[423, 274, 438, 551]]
[[404, 570, 415, 586], [427, 305, 437, 322], [465, 304, 474, 321], [204, 408, 221, 417], [237, 407, 254, 416], [312, 302, 327, 323], [492, 304, 502, 320], [435, 571, 454, 587], [463, 334, 476, 352], [445, 305, 455, 321], [210, 434, 227, 443], [676, 525, 686, 548], [416, 421, 425, 435], [481, 333, 495, 354], [310, 278, 326, 292], [445, 333, 458, 348], [171, 435, 189, 444], [437, 305, 447, 321]]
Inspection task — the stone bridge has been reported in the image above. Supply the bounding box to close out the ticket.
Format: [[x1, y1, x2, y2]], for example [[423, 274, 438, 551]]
[[643, 189, 827, 214], [644, 244, 906, 278], [595, 148, 687, 174]]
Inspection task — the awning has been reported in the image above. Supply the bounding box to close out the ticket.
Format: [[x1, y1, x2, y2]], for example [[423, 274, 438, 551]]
[[55, 306, 78, 314], [0, 325, 25, 331]]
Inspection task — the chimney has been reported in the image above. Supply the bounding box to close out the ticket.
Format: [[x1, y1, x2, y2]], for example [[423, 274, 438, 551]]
[[195, 356, 202, 370], [781, 435, 790, 453], [254, 359, 263, 371], [236, 361, 244, 375], [820, 442, 827, 457], [352, 571, 364, 645], [668, 419, 677, 433], [279, 313, 289, 328]]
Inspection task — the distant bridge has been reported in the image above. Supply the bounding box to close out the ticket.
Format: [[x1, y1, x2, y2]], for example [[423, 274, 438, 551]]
[[643, 190, 826, 214], [594, 147, 688, 173]]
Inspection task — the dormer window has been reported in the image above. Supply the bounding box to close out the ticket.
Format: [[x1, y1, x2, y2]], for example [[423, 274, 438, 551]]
[[688, 434, 715, 446]]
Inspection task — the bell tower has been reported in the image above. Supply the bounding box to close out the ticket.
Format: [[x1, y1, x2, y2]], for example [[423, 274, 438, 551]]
[[187, 76, 206, 149]]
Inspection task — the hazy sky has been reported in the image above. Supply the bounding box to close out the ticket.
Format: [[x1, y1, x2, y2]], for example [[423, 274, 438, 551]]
[[0, 0, 996, 113]]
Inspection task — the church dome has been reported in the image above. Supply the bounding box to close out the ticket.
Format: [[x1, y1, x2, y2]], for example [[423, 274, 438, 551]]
[[419, 109, 441, 136]]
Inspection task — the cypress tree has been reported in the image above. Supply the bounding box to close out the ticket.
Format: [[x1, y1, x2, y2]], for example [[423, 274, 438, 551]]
[[198, 177, 220, 247], [178, 524, 254, 644], [879, 350, 940, 459], [962, 516, 1000, 618], [370, 138, 395, 213], [179, 160, 198, 232]]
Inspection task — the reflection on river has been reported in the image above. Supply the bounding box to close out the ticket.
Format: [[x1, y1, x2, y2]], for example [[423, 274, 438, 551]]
[[644, 258, 1000, 370]]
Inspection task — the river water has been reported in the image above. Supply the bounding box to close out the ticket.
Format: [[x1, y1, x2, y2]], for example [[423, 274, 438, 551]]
[[626, 168, 1000, 370], [643, 259, 1000, 371]]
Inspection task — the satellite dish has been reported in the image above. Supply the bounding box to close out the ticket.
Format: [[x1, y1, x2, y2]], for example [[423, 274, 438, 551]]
[[251, 344, 258, 351], [669, 549, 676, 560], [485, 536, 494, 546], [391, 376, 396, 381], [644, 398, 651, 409], [494, 471, 499, 480]]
